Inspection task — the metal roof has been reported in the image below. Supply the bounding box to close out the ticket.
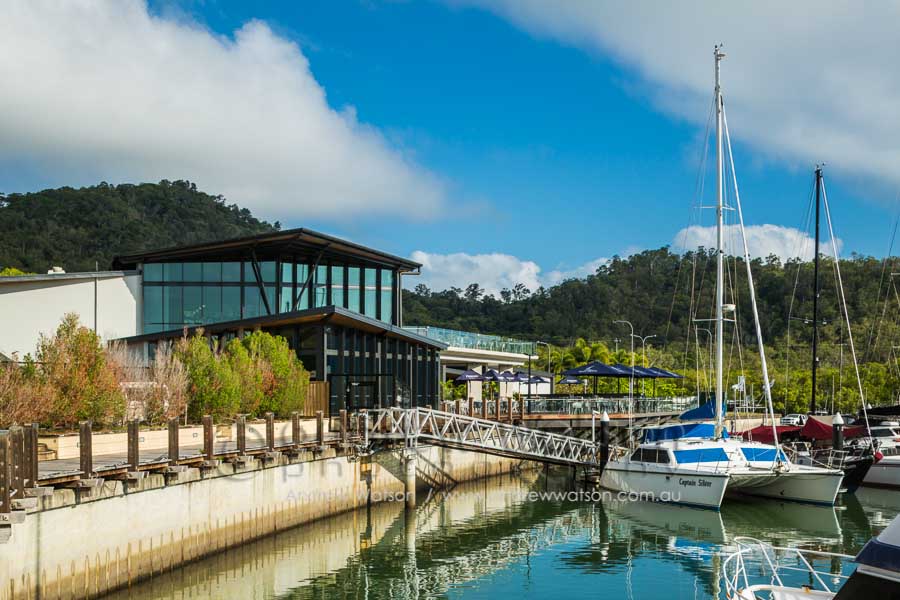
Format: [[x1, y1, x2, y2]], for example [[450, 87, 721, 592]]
[[116, 305, 446, 349], [0, 270, 138, 284], [112, 227, 421, 272]]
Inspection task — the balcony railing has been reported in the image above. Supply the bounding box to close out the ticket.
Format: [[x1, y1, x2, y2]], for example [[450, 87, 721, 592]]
[[405, 326, 533, 354]]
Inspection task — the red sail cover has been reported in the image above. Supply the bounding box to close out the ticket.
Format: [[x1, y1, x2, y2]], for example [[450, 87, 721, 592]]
[[739, 425, 801, 444], [799, 416, 866, 440]]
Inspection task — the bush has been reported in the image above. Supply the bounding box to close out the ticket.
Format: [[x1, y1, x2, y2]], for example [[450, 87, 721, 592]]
[[0, 358, 52, 425], [175, 334, 240, 422], [37, 314, 124, 428], [238, 331, 308, 417]]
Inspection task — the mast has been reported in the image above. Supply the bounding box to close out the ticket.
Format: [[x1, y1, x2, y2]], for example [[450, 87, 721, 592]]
[[714, 45, 726, 438], [811, 166, 822, 414]]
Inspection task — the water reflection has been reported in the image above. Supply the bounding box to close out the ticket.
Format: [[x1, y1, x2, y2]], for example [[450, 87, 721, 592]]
[[105, 470, 900, 600]]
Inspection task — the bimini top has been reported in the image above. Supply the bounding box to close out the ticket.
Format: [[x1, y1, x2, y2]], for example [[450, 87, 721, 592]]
[[112, 227, 422, 273], [643, 422, 728, 442]]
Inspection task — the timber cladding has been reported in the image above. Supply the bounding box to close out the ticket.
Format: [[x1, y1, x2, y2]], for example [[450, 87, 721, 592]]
[[304, 381, 329, 417]]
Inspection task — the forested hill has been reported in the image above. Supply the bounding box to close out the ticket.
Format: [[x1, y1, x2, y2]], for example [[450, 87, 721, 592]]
[[0, 180, 277, 273], [402, 247, 900, 365]]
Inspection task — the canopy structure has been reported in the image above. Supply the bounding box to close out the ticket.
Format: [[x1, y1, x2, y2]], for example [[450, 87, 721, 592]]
[[646, 366, 684, 379], [739, 424, 802, 444], [562, 362, 631, 377], [800, 416, 866, 440], [557, 375, 582, 385]]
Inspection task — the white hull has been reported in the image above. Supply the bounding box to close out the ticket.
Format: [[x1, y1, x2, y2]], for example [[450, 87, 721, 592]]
[[863, 455, 900, 488], [729, 468, 843, 505], [600, 464, 729, 509]]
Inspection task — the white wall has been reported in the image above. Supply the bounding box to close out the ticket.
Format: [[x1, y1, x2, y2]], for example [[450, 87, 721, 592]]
[[0, 273, 141, 358]]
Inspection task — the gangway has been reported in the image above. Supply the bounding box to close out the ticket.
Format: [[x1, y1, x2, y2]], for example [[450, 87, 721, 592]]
[[364, 407, 600, 467]]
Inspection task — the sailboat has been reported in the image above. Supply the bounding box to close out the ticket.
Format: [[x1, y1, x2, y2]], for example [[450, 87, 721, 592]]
[[600, 46, 844, 509]]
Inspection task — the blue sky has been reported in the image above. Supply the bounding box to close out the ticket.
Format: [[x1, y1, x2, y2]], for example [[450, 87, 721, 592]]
[[3, 1, 899, 293]]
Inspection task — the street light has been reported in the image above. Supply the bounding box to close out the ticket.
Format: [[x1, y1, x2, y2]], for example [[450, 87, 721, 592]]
[[632, 333, 656, 397], [613, 320, 635, 447]]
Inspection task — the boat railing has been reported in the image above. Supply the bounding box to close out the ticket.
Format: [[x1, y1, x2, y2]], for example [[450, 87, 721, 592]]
[[782, 443, 848, 470], [721, 536, 852, 598]]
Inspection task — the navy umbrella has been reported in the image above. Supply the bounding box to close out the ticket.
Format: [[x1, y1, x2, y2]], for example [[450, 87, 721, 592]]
[[557, 375, 582, 385], [454, 369, 485, 404]]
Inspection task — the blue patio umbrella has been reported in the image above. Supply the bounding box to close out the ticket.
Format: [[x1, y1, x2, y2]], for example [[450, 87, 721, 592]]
[[646, 366, 684, 379], [562, 361, 630, 377], [557, 375, 582, 385], [482, 368, 502, 381], [454, 369, 485, 403]]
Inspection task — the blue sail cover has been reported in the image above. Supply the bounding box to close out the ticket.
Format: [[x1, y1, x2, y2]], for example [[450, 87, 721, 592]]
[[643, 422, 728, 442], [679, 400, 727, 421]]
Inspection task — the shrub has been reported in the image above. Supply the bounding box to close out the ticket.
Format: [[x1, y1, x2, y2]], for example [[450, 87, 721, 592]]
[[0, 358, 52, 426], [237, 331, 308, 417], [225, 338, 266, 416], [175, 333, 240, 422], [37, 314, 124, 428]]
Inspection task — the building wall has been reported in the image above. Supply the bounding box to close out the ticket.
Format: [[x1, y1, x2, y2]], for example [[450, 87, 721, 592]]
[[0, 273, 141, 358]]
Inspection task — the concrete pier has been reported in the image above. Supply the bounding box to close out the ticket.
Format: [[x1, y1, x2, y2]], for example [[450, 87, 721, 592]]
[[0, 444, 532, 600]]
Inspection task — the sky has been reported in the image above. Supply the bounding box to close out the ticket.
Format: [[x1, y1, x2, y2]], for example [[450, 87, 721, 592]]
[[2, 1, 899, 295]]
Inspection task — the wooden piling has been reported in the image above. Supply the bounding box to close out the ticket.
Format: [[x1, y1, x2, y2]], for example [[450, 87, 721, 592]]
[[202, 416, 214, 459], [316, 411, 325, 448], [9, 426, 24, 501], [236, 415, 247, 455], [507, 398, 513, 422], [167, 419, 179, 463], [291, 412, 301, 447], [455, 399, 461, 415], [339, 409, 348, 445], [265, 413, 275, 451], [24, 424, 38, 489], [495, 397, 501, 422], [127, 420, 140, 472], [0, 430, 10, 515], [79, 421, 93, 479], [479, 397, 486, 420], [468, 397, 474, 418]]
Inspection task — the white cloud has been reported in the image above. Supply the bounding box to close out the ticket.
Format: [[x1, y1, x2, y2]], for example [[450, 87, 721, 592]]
[[673, 224, 842, 261], [409, 250, 609, 295], [0, 0, 444, 220], [457, 1, 900, 193]]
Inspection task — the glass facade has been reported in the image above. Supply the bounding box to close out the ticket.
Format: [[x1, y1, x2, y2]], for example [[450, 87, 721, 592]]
[[142, 259, 398, 333]]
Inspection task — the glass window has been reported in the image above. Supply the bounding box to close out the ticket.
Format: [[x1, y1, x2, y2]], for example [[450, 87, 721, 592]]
[[203, 286, 222, 322], [294, 265, 309, 310], [347, 267, 360, 313], [380, 289, 392, 323], [144, 263, 163, 282], [202, 262, 221, 282], [183, 263, 202, 281], [364, 289, 377, 318], [265, 286, 276, 314], [260, 261, 276, 282], [144, 286, 163, 326], [164, 286, 182, 327], [222, 262, 241, 282], [364, 268, 377, 287], [163, 263, 182, 282], [281, 262, 294, 285], [183, 286, 202, 324], [381, 270, 394, 292], [279, 285, 294, 313], [243, 286, 260, 318], [331, 265, 345, 308], [222, 287, 241, 321], [314, 265, 328, 307]]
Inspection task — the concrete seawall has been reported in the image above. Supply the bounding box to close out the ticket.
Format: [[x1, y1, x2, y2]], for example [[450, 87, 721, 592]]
[[1, 446, 533, 600]]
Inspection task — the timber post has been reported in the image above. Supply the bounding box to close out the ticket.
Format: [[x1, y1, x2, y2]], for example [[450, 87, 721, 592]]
[[79, 421, 93, 479], [316, 411, 325, 450], [236, 415, 247, 455], [479, 397, 486, 420], [291, 412, 301, 448], [167, 419, 179, 463], [0, 430, 9, 518], [495, 397, 501, 422], [24, 424, 38, 490], [265, 412, 275, 451], [201, 415, 216, 469], [127, 419, 140, 472], [339, 409, 348, 446], [468, 397, 474, 418]]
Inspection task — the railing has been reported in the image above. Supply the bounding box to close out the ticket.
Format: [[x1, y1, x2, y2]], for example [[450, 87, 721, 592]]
[[405, 326, 534, 354], [525, 396, 697, 415], [721, 536, 853, 598], [365, 407, 600, 466], [0, 410, 358, 525]]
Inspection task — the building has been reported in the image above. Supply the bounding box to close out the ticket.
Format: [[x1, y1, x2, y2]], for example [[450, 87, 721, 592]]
[[0, 228, 445, 414], [407, 326, 550, 399]]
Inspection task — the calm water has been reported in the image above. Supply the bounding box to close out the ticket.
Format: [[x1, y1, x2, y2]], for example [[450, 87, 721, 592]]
[[105, 470, 900, 599]]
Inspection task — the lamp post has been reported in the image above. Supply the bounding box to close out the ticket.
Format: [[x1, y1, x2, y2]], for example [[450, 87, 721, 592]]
[[535, 340, 551, 395], [632, 334, 656, 397], [614, 320, 635, 447]]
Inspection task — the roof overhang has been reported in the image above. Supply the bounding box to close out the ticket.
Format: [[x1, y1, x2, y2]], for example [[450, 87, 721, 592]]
[[115, 305, 446, 349], [112, 227, 421, 273], [438, 345, 537, 366]]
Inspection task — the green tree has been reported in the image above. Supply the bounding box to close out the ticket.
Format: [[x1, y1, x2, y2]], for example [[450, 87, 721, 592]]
[[176, 333, 240, 421]]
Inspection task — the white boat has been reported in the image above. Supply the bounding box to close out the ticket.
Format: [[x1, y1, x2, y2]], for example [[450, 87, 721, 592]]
[[723, 511, 900, 599], [863, 453, 900, 488], [600, 47, 843, 509]]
